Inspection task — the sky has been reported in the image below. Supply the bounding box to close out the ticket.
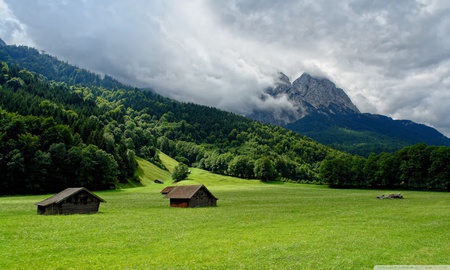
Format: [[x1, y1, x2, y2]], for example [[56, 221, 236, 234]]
[[1, 0, 450, 137]]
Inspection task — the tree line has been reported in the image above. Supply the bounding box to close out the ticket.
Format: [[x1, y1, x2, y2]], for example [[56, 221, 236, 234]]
[[320, 143, 450, 190]]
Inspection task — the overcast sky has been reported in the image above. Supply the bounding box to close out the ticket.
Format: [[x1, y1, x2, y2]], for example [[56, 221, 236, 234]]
[[1, 0, 450, 136]]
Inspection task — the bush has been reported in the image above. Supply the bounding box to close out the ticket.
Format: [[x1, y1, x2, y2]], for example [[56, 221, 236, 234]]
[[172, 163, 189, 182]]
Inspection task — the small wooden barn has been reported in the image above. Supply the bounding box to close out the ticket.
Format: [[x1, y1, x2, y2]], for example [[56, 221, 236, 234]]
[[161, 185, 218, 208], [35, 187, 105, 215]]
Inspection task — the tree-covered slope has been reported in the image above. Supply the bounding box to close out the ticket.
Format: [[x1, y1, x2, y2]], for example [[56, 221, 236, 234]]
[[0, 44, 130, 90], [287, 112, 450, 156], [0, 45, 338, 195], [1, 43, 448, 194]]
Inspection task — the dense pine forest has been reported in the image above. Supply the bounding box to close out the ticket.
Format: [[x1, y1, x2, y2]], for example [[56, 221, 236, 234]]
[[0, 44, 449, 194]]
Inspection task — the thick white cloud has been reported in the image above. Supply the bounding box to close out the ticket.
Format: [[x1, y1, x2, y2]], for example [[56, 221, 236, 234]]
[[2, 0, 450, 136], [0, 0, 34, 46]]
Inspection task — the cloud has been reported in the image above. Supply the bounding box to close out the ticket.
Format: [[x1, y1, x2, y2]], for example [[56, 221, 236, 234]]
[[0, 0, 34, 46], [3, 0, 450, 136]]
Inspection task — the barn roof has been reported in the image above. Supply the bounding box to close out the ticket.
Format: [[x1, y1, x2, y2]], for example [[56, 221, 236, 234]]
[[35, 187, 106, 206], [164, 185, 218, 199], [160, 186, 176, 195]]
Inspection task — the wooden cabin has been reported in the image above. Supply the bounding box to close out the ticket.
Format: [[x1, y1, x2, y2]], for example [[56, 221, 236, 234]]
[[35, 187, 105, 215], [162, 185, 218, 208], [154, 179, 164, 184]]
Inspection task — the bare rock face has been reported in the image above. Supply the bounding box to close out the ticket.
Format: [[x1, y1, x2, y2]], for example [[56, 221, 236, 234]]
[[291, 73, 360, 114], [249, 72, 360, 125], [0, 38, 6, 47], [264, 72, 292, 98]]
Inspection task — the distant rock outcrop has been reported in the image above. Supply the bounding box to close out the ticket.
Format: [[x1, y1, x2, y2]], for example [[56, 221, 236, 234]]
[[249, 72, 359, 125], [291, 73, 360, 114]]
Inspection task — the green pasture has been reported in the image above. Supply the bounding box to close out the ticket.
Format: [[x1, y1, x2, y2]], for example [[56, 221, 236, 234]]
[[1, 155, 449, 269]]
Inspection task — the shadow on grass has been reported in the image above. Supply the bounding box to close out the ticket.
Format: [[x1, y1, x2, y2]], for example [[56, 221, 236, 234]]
[[261, 180, 286, 185], [261, 181, 332, 189]]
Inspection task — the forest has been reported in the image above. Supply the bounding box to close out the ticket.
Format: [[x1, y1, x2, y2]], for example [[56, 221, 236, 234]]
[[0, 44, 449, 194], [320, 143, 450, 190]]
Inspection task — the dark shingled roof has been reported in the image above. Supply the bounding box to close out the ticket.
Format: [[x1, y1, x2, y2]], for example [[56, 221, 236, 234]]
[[164, 185, 218, 199], [35, 187, 105, 206], [160, 186, 176, 195]]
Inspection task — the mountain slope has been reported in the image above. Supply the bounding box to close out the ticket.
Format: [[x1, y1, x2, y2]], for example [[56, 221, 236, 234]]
[[249, 72, 450, 156], [287, 112, 450, 156], [0, 44, 338, 194], [1, 43, 448, 192]]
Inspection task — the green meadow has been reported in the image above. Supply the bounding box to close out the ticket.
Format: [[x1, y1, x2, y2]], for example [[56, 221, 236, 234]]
[[1, 154, 449, 269]]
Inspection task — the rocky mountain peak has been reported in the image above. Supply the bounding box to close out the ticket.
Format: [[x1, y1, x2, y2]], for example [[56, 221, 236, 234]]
[[265, 72, 291, 97], [249, 72, 360, 125], [291, 73, 360, 114], [276, 72, 291, 86]]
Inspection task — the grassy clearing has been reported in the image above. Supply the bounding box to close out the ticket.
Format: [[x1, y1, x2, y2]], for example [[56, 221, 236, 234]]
[[1, 158, 449, 269]]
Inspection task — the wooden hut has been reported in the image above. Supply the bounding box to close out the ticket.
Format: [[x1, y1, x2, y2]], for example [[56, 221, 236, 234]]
[[35, 187, 105, 215], [154, 179, 164, 184], [162, 185, 218, 208]]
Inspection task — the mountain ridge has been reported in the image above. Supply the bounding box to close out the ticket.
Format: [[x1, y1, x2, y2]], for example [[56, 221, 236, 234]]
[[249, 72, 360, 126], [249, 72, 450, 155]]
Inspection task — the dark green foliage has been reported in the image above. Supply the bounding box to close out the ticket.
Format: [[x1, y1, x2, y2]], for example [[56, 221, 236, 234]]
[[320, 143, 450, 191], [228, 156, 255, 179], [254, 157, 278, 182], [0, 109, 118, 194], [0, 45, 130, 90], [172, 163, 189, 182], [0, 60, 140, 194]]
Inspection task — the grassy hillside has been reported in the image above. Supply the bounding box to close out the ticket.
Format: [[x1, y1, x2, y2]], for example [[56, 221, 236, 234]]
[[134, 155, 171, 186], [135, 151, 261, 188], [1, 155, 449, 269]]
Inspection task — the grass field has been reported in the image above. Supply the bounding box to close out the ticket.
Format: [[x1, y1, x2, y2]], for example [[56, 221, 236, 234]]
[[1, 154, 449, 269]]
